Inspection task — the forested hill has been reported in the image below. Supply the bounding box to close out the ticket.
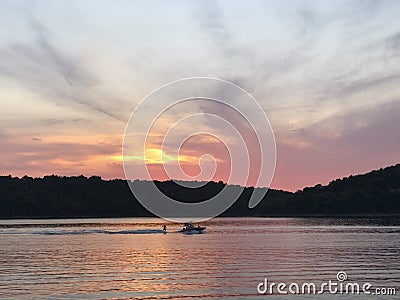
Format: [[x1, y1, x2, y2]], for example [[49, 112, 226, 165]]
[[0, 164, 399, 218]]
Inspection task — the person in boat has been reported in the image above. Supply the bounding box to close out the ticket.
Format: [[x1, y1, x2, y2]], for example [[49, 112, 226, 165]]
[[185, 223, 195, 230]]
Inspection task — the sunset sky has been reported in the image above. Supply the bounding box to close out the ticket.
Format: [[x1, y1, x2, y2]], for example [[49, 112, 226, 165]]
[[1, 0, 400, 191]]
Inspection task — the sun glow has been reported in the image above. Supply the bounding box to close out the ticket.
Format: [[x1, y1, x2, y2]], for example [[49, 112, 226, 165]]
[[122, 147, 201, 165]]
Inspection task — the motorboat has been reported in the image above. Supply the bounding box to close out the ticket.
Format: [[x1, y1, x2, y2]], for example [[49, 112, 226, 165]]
[[179, 222, 206, 234]]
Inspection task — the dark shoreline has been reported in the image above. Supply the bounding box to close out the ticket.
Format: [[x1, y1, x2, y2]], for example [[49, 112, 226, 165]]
[[1, 163, 399, 219], [1, 214, 400, 220]]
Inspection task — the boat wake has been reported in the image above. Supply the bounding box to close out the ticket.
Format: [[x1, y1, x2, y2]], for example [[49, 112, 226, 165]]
[[0, 222, 207, 235], [0, 229, 168, 235]]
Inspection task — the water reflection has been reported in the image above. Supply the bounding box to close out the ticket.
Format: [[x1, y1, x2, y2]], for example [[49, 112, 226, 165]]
[[0, 218, 399, 299]]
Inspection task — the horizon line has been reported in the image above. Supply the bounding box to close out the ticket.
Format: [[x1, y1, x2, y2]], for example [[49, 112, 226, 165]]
[[1, 162, 398, 193]]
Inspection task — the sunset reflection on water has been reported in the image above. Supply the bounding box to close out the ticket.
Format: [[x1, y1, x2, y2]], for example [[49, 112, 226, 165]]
[[0, 217, 399, 299]]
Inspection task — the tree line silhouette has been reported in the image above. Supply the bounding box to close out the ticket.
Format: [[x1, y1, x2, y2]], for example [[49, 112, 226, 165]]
[[0, 164, 399, 218]]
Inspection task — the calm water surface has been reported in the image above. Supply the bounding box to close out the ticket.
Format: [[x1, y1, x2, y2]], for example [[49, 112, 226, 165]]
[[0, 217, 399, 299]]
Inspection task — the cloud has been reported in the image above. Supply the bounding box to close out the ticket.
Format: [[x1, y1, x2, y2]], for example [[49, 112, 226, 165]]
[[1, 0, 399, 189], [332, 73, 400, 100], [0, 117, 94, 135], [386, 31, 400, 50], [273, 99, 400, 190], [0, 15, 122, 120], [196, 0, 231, 50], [27, 17, 94, 88], [0, 134, 124, 178]]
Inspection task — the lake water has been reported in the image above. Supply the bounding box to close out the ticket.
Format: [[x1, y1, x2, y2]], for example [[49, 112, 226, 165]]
[[0, 217, 399, 299]]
